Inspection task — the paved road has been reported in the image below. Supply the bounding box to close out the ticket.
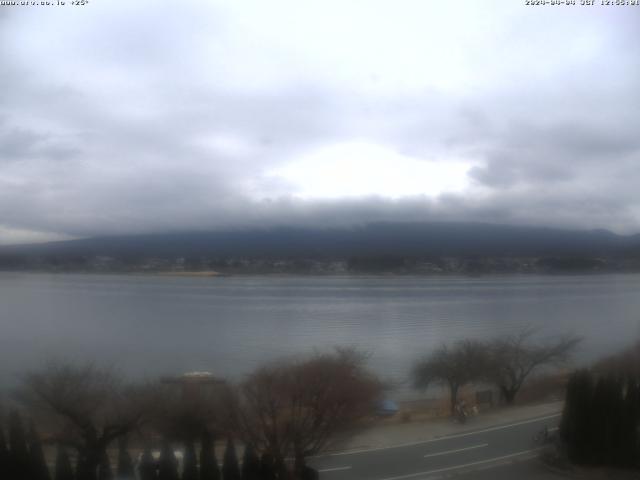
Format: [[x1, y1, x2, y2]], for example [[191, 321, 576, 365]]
[[309, 413, 561, 480]]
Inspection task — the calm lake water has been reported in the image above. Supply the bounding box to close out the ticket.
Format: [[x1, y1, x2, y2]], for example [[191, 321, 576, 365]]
[[1, 272, 639, 393]]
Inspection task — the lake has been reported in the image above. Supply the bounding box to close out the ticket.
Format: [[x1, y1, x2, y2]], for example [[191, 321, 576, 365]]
[[1, 272, 639, 394]]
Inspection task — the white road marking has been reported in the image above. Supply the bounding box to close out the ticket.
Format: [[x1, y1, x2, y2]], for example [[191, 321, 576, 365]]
[[423, 443, 488, 458], [320, 413, 561, 457], [379, 448, 542, 480], [318, 466, 352, 473], [427, 413, 561, 442]]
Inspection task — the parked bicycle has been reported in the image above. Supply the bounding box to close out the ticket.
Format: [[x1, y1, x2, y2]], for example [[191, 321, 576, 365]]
[[455, 400, 468, 424], [532, 425, 557, 446]]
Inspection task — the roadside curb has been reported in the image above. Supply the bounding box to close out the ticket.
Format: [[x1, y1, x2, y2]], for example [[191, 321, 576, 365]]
[[537, 450, 575, 477]]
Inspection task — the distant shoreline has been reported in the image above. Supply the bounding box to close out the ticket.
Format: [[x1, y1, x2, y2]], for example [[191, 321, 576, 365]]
[[2, 269, 640, 278], [154, 270, 223, 277]]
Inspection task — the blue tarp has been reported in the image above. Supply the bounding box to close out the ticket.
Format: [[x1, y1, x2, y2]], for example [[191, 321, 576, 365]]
[[376, 399, 399, 416]]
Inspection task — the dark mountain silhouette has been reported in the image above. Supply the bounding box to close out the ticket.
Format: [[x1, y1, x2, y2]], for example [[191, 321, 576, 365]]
[[2, 222, 639, 260]]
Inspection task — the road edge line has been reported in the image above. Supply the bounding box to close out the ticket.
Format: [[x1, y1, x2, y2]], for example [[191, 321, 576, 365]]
[[319, 413, 561, 458]]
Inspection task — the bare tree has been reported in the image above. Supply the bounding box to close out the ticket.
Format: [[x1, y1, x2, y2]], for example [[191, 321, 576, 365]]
[[486, 328, 581, 404], [148, 382, 227, 442], [413, 340, 487, 414], [233, 348, 382, 469], [18, 362, 154, 480], [593, 340, 640, 377]]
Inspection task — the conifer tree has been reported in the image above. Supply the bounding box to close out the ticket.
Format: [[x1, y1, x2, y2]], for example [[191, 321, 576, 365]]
[[8, 410, 30, 480], [138, 446, 158, 480], [75, 449, 91, 480], [116, 438, 135, 480], [258, 453, 276, 480], [199, 430, 220, 480], [607, 376, 626, 466], [623, 377, 640, 467], [28, 423, 52, 480], [590, 376, 609, 463], [240, 443, 260, 480], [0, 427, 9, 480], [157, 441, 179, 480], [182, 439, 198, 480], [274, 456, 289, 480], [299, 463, 319, 480], [590, 375, 625, 465], [54, 445, 74, 480], [222, 439, 240, 480], [98, 451, 114, 480], [561, 370, 640, 467], [560, 369, 593, 464]]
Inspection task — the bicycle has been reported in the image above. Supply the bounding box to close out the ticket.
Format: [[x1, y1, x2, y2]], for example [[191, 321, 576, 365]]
[[532, 426, 552, 446]]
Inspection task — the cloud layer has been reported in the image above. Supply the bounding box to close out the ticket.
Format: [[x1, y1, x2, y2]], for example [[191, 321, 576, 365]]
[[0, 0, 639, 243]]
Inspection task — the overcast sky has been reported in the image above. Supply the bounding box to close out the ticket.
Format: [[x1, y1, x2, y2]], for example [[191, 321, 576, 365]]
[[0, 0, 638, 244]]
